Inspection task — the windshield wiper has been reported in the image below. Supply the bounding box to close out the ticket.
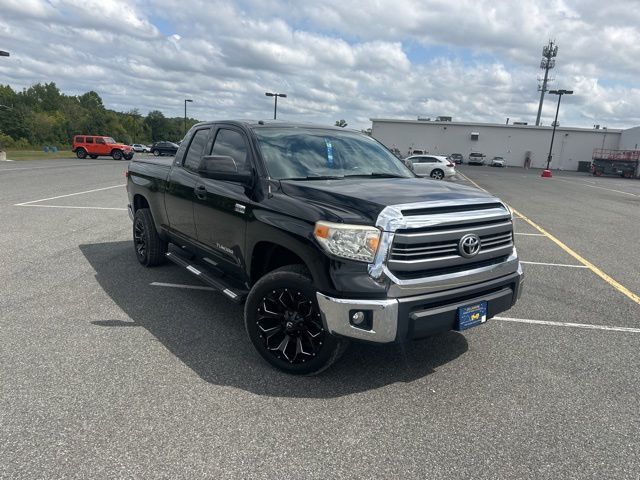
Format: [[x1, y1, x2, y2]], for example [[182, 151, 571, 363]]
[[286, 175, 345, 181], [344, 172, 407, 178]]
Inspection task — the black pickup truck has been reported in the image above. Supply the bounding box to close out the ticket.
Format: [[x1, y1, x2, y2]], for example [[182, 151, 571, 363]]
[[126, 121, 523, 374]]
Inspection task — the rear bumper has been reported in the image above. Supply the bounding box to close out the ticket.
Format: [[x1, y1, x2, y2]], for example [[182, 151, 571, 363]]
[[316, 265, 523, 344]]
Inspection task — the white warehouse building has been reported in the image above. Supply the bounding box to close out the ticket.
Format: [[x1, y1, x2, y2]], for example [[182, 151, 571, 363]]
[[371, 119, 640, 171]]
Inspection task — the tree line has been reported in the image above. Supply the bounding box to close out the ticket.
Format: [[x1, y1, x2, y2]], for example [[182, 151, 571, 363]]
[[0, 83, 200, 150]]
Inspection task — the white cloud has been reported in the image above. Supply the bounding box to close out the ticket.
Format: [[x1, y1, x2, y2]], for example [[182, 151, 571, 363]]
[[0, 0, 639, 129]]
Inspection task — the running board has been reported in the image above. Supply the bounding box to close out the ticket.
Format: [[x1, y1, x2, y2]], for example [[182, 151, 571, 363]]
[[165, 252, 247, 303]]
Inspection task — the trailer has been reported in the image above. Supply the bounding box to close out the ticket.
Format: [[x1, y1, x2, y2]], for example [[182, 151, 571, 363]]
[[591, 148, 640, 178]]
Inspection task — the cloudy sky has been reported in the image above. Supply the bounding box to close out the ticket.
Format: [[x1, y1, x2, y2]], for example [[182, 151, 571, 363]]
[[1, 0, 639, 129]]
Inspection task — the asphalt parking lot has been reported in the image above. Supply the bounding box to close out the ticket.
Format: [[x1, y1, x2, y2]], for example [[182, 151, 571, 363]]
[[1, 159, 639, 479]]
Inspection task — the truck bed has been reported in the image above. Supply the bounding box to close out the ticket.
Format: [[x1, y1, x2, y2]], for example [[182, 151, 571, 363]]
[[130, 156, 175, 167]]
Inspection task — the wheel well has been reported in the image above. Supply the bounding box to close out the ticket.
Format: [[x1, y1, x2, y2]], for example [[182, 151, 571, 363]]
[[111, 148, 122, 154], [133, 194, 149, 212], [250, 242, 307, 285]]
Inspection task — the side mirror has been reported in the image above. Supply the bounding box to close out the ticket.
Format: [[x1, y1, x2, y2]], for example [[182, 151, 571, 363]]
[[199, 155, 253, 185]]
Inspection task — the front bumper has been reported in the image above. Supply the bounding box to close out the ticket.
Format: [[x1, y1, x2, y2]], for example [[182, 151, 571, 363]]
[[316, 265, 524, 344]]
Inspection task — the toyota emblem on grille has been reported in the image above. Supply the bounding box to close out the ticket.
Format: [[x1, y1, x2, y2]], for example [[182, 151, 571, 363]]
[[459, 233, 481, 258]]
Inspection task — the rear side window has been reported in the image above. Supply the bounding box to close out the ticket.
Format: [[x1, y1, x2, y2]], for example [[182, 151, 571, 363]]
[[85, 137, 94, 144], [211, 129, 249, 172], [184, 129, 210, 172]]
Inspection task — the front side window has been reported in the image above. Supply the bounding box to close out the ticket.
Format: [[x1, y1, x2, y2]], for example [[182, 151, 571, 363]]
[[211, 129, 249, 172], [95, 138, 105, 144], [254, 128, 412, 180], [183, 129, 211, 172]]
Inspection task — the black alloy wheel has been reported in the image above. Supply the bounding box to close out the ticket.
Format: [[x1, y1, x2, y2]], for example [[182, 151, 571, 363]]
[[133, 216, 147, 261], [244, 265, 347, 375], [112, 149, 123, 160], [256, 287, 326, 364], [132, 208, 167, 266]]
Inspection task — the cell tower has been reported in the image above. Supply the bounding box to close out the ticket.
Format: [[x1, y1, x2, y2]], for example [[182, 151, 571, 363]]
[[535, 40, 558, 126]]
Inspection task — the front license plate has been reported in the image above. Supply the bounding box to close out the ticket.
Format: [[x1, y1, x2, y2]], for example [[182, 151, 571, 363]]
[[456, 301, 488, 331]]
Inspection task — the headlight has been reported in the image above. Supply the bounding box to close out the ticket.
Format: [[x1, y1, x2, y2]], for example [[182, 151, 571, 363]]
[[313, 221, 381, 263]]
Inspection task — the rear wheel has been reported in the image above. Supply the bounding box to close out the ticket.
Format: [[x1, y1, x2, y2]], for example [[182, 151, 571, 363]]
[[244, 265, 347, 375], [133, 208, 167, 267], [430, 169, 444, 180], [111, 149, 123, 160], [153, 149, 160, 156], [76, 148, 87, 159]]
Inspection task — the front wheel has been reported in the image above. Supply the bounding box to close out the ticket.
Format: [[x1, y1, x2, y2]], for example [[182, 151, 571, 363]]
[[244, 265, 347, 375], [112, 149, 123, 160], [133, 208, 167, 267], [430, 169, 444, 180], [124, 153, 133, 160]]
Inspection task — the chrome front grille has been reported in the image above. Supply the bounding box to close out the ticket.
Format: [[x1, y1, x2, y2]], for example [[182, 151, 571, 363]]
[[387, 206, 514, 274]]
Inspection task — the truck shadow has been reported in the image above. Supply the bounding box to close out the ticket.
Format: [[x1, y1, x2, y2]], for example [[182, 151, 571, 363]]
[[80, 241, 468, 399]]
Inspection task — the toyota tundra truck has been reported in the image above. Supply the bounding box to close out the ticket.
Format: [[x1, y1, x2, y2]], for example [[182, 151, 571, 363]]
[[126, 121, 523, 374]]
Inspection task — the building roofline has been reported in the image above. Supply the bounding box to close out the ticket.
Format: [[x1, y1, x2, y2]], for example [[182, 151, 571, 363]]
[[370, 118, 624, 134]]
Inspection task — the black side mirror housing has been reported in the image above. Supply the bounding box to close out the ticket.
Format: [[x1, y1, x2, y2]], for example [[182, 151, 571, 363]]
[[199, 155, 253, 185]]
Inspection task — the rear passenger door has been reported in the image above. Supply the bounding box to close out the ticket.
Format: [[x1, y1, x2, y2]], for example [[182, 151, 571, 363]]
[[193, 126, 251, 279], [164, 127, 213, 240]]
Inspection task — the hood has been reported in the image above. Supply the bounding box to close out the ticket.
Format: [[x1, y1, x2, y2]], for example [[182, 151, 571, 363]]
[[280, 177, 497, 224]]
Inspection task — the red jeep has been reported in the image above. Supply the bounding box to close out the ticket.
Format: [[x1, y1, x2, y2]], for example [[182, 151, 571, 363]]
[[72, 135, 134, 160]]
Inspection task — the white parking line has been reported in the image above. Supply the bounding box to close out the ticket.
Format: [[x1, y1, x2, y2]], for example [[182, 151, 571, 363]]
[[555, 178, 637, 197], [494, 316, 640, 334], [514, 233, 545, 236], [15, 184, 124, 206], [150, 282, 215, 291], [520, 260, 588, 268], [16, 204, 127, 211]]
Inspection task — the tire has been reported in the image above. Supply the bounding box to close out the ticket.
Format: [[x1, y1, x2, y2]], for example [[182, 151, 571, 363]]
[[430, 169, 444, 180], [89, 154, 98, 159], [76, 148, 87, 159], [133, 208, 167, 267], [153, 149, 160, 156], [111, 149, 123, 160], [124, 153, 133, 161], [244, 265, 348, 375]]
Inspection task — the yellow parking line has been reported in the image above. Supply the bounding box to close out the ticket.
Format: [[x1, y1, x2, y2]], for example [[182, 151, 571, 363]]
[[458, 171, 640, 305]]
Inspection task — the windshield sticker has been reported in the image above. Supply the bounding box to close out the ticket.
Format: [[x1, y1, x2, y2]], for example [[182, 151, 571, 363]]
[[325, 139, 334, 167]]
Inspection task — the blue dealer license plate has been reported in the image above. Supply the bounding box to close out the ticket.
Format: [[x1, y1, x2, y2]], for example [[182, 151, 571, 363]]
[[456, 301, 488, 331]]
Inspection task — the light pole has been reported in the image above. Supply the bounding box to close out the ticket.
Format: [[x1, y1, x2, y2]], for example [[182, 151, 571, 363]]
[[545, 89, 573, 171], [0, 51, 9, 57], [184, 99, 193, 136], [265, 92, 286, 119]]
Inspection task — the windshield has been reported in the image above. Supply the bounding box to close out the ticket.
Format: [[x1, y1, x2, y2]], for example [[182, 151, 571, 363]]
[[254, 128, 413, 180], [104, 137, 116, 144]]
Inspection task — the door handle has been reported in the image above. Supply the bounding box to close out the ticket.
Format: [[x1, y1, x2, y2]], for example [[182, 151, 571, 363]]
[[195, 184, 207, 200]]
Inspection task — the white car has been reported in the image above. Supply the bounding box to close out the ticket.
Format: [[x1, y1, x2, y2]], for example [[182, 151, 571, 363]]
[[405, 155, 456, 180], [490, 156, 506, 167], [131, 143, 151, 153]]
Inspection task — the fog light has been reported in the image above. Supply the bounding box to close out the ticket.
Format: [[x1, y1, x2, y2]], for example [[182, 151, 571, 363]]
[[349, 310, 373, 330], [351, 311, 365, 325]]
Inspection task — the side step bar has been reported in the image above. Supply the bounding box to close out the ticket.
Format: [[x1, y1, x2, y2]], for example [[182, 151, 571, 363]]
[[165, 252, 247, 304]]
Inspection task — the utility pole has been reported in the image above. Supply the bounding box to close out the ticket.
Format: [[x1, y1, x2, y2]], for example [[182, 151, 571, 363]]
[[265, 92, 286, 119], [184, 99, 193, 136], [545, 89, 573, 171], [535, 41, 558, 126]]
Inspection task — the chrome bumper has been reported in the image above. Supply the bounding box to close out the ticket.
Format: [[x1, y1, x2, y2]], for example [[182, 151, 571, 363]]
[[316, 293, 399, 343], [316, 263, 524, 344]]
